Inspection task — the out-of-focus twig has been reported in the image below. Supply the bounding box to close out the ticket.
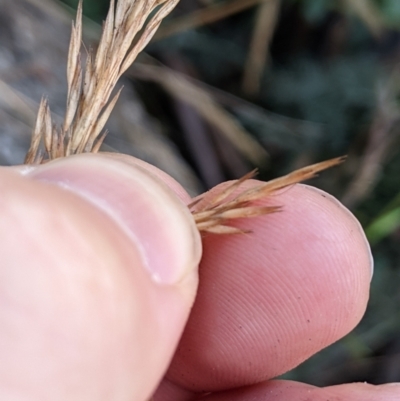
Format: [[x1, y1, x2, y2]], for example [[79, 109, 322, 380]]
[[166, 56, 226, 187], [131, 63, 269, 165], [342, 82, 400, 208], [345, 0, 384, 38], [154, 0, 273, 40], [136, 53, 326, 150], [242, 0, 280, 97]]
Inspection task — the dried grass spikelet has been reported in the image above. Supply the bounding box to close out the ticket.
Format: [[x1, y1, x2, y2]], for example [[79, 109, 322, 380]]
[[191, 156, 346, 234], [24, 0, 179, 164], [24, 0, 344, 235]]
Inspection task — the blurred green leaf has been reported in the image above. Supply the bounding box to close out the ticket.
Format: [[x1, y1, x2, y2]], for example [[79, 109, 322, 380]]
[[379, 0, 400, 25], [366, 207, 400, 245]]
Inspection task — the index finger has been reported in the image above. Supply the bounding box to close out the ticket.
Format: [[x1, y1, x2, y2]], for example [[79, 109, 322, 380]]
[[166, 183, 373, 392]]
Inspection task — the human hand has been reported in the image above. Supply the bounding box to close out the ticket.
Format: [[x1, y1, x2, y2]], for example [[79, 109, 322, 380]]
[[0, 153, 398, 400]]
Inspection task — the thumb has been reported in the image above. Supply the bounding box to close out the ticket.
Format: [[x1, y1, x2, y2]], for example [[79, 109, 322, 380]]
[[0, 154, 201, 401]]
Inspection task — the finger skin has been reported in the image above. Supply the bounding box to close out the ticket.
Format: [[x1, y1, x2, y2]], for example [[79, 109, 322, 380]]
[[99, 153, 192, 204], [200, 380, 400, 401], [0, 155, 201, 401], [0, 156, 376, 401], [166, 182, 372, 392]]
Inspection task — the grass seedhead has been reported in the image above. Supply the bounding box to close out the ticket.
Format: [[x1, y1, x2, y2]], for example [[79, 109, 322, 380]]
[[25, 0, 179, 164], [192, 157, 345, 234], [24, 0, 344, 236]]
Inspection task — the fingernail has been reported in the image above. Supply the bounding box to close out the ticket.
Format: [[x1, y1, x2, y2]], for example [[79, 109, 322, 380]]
[[301, 185, 374, 280], [24, 154, 202, 285]]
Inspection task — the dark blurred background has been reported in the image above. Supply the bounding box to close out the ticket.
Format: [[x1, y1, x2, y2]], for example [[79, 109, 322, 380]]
[[1, 0, 400, 386]]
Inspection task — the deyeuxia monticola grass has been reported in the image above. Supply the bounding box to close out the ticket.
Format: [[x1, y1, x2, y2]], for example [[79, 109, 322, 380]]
[[24, 0, 344, 234]]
